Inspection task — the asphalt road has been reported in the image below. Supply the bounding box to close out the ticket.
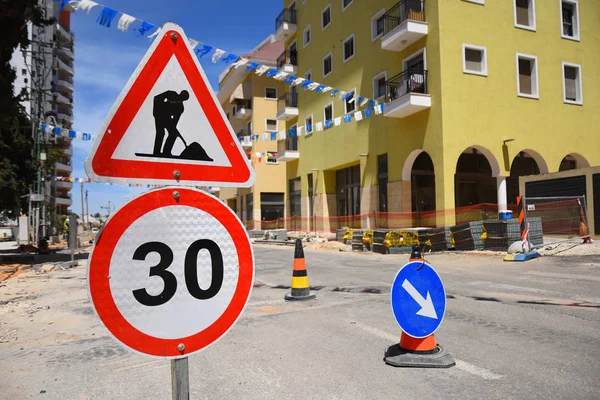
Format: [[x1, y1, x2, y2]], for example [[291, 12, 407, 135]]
[[1, 245, 599, 399]]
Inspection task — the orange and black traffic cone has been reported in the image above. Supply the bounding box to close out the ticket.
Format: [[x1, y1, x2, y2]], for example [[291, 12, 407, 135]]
[[285, 239, 316, 301], [384, 246, 455, 368]]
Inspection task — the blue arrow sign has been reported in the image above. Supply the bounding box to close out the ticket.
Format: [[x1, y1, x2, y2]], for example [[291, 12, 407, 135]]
[[390, 261, 446, 339]]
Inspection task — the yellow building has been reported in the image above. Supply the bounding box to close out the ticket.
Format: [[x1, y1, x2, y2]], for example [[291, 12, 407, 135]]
[[270, 0, 600, 231], [217, 36, 288, 229]]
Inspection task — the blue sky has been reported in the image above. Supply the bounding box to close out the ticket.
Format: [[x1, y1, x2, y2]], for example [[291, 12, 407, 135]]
[[70, 0, 281, 217]]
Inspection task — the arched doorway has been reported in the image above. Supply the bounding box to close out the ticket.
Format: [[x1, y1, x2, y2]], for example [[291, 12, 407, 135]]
[[455, 146, 499, 208], [559, 153, 590, 171], [507, 150, 545, 205], [411, 152, 436, 213]]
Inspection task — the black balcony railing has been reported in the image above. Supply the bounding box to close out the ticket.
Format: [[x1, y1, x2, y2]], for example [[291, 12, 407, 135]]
[[278, 137, 298, 153], [383, 0, 426, 36], [277, 50, 298, 68], [277, 92, 299, 113], [385, 66, 428, 102], [275, 8, 297, 32]]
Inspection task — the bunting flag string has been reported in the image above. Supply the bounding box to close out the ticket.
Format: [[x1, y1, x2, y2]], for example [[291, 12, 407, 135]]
[[51, 176, 217, 190], [41, 123, 95, 141], [57, 0, 385, 112]]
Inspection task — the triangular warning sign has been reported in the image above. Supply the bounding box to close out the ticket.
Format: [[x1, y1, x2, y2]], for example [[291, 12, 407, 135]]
[[85, 23, 255, 188]]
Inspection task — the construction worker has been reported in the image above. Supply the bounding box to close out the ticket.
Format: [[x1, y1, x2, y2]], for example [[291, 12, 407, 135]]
[[63, 216, 70, 246]]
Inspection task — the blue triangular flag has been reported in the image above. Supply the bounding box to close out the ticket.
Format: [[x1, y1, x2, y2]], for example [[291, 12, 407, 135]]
[[266, 68, 279, 78], [344, 92, 353, 100], [288, 128, 295, 136], [344, 114, 352, 123], [316, 85, 327, 93], [301, 80, 312, 88], [325, 120, 333, 129], [356, 96, 364, 105], [284, 75, 297, 84], [270, 132, 276, 140], [136, 22, 155, 37], [331, 89, 340, 97], [194, 44, 213, 58], [96, 7, 118, 28], [53, 127, 61, 135], [364, 109, 372, 118], [246, 62, 260, 71], [306, 124, 312, 132], [222, 53, 237, 64], [82, 133, 91, 141], [68, 130, 76, 138], [368, 99, 375, 109], [41, 124, 47, 132]]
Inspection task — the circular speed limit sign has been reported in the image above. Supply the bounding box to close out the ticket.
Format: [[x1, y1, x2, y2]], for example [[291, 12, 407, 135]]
[[87, 187, 254, 358]]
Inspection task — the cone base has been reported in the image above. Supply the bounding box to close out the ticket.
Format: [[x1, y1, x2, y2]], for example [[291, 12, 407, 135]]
[[384, 344, 455, 368], [285, 293, 316, 301]]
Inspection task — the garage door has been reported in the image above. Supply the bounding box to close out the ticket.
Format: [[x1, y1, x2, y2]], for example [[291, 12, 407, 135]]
[[525, 175, 586, 198]]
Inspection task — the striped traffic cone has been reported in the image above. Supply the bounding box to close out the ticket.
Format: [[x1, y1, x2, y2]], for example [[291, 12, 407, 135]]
[[285, 239, 316, 301]]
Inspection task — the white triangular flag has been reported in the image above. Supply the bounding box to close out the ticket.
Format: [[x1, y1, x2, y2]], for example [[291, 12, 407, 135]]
[[334, 117, 342, 126], [316, 122, 323, 131], [262, 133, 268, 142], [291, 77, 306, 86], [321, 86, 333, 93], [274, 71, 289, 80], [255, 65, 270, 76], [338, 91, 347, 100], [117, 14, 136, 32], [279, 130, 286, 140], [148, 27, 162, 40], [212, 49, 226, 63], [189, 39, 199, 48], [354, 111, 363, 121], [297, 126, 304, 136], [306, 82, 320, 90], [73, 0, 97, 13], [232, 58, 249, 69], [361, 97, 370, 107]]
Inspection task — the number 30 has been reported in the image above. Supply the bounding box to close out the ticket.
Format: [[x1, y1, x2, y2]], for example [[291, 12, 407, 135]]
[[132, 240, 224, 306]]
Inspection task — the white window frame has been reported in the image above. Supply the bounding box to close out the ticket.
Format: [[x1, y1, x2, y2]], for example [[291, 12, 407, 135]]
[[322, 3, 332, 31], [513, 0, 536, 31], [344, 88, 357, 115], [342, 0, 354, 12], [462, 43, 488, 77], [402, 48, 427, 71], [343, 33, 355, 63], [265, 86, 278, 100], [303, 24, 311, 47], [323, 102, 334, 122], [322, 52, 333, 78], [559, 0, 580, 41], [304, 68, 312, 81], [463, 0, 484, 4], [304, 113, 314, 136], [515, 53, 539, 99], [265, 118, 278, 132], [371, 8, 386, 42], [561, 62, 583, 105], [372, 70, 387, 100]]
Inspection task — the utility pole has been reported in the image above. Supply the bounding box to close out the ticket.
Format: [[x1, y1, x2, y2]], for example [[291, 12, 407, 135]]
[[100, 201, 112, 219], [80, 181, 85, 230], [85, 189, 90, 229]]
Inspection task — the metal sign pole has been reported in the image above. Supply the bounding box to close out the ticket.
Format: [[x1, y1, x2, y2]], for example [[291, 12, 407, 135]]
[[171, 357, 190, 400]]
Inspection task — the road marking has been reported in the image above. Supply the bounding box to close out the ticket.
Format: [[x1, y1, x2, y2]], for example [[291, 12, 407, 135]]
[[524, 271, 600, 282], [349, 320, 502, 381], [468, 281, 561, 295]]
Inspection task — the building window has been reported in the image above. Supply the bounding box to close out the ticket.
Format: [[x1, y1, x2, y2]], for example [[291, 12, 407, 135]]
[[231, 105, 237, 116], [378, 154, 388, 213], [305, 114, 313, 134], [21, 69, 27, 75], [344, 89, 356, 114], [303, 24, 311, 47], [308, 173, 314, 228], [343, 34, 355, 63], [562, 62, 582, 105], [289, 178, 302, 217], [267, 151, 278, 164], [514, 0, 536, 30], [266, 118, 278, 131], [516, 53, 539, 98], [304, 69, 312, 81], [560, 0, 579, 40], [371, 8, 386, 41], [323, 103, 333, 122], [260, 193, 284, 223], [265, 87, 278, 99], [336, 165, 361, 217], [322, 4, 331, 30], [322, 52, 333, 78], [373, 71, 387, 100], [462, 44, 488, 76], [342, 0, 353, 11], [247, 121, 252, 134], [246, 193, 253, 222]]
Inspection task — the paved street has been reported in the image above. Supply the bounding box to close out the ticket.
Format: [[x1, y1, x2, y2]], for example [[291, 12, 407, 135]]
[[1, 245, 599, 399]]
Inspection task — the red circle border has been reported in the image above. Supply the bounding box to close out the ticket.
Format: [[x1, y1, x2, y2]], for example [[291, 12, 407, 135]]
[[88, 187, 254, 358]]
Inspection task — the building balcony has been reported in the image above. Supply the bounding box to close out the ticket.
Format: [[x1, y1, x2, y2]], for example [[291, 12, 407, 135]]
[[57, 113, 71, 124], [55, 162, 73, 173], [381, 0, 428, 52], [56, 79, 74, 92], [277, 50, 298, 74], [232, 99, 252, 119], [276, 92, 299, 121], [57, 58, 74, 76], [384, 68, 431, 118], [58, 46, 74, 61], [55, 92, 71, 105], [63, 147, 73, 156], [277, 137, 299, 162], [55, 24, 72, 42], [238, 135, 253, 149], [275, 8, 297, 41], [53, 180, 73, 190], [55, 196, 72, 206]]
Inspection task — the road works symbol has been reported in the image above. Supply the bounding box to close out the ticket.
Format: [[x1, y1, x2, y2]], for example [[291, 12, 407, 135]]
[[390, 261, 446, 339], [87, 187, 254, 359], [84, 22, 255, 188]]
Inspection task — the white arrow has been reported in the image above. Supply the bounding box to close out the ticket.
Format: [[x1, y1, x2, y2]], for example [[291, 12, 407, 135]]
[[401, 279, 438, 319]]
